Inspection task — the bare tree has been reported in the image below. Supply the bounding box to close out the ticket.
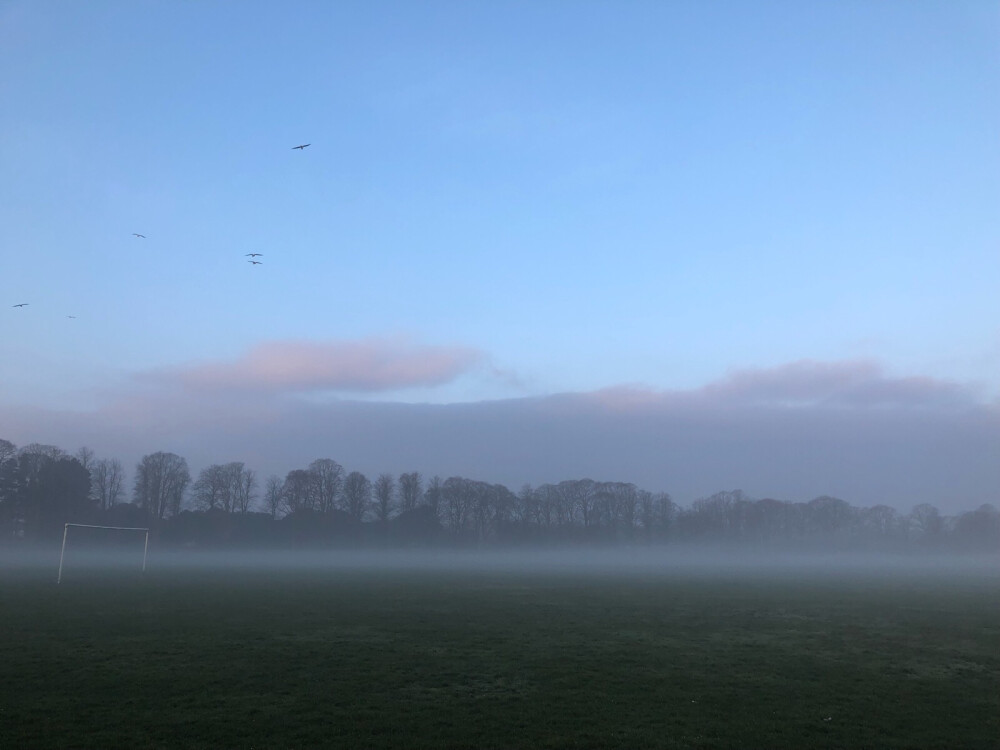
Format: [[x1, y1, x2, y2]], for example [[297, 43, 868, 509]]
[[863, 504, 900, 538], [134, 452, 190, 522], [75, 447, 98, 506], [548, 482, 573, 528], [514, 484, 536, 526], [559, 479, 597, 528], [263, 475, 285, 519], [282, 469, 316, 514], [201, 462, 259, 514], [535, 484, 557, 528], [373, 472, 395, 523], [0, 439, 16, 466], [342, 471, 371, 521], [638, 490, 673, 540], [309, 458, 343, 514], [75, 446, 95, 473], [482, 483, 516, 538], [0, 440, 17, 517], [0, 439, 16, 500], [688, 489, 749, 538], [398, 471, 422, 513], [18, 444, 66, 486], [909, 503, 943, 543], [806, 495, 856, 538], [424, 475, 443, 518], [230, 463, 257, 513], [442, 476, 475, 533], [750, 497, 791, 542], [192, 464, 229, 511], [952, 504, 1000, 550], [609, 482, 639, 534], [91, 458, 125, 511]]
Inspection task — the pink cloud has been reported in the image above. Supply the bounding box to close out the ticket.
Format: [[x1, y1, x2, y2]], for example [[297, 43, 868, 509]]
[[703, 359, 972, 408], [574, 360, 975, 413], [703, 360, 881, 404], [141, 338, 484, 394]]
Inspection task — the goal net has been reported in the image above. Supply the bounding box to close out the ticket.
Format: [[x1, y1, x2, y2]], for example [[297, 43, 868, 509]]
[[57, 523, 150, 583]]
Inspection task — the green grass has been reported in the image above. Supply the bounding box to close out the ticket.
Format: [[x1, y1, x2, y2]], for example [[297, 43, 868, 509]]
[[1, 560, 997, 748]]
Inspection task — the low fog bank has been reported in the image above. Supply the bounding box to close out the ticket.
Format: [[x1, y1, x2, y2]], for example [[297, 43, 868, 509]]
[[5, 544, 998, 583]]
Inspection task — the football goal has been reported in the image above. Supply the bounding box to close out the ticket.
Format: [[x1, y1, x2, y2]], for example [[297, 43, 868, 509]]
[[56, 523, 150, 584]]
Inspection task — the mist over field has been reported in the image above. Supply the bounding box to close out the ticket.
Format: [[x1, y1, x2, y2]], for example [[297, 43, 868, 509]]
[[4, 541, 998, 749], [8, 541, 999, 581]]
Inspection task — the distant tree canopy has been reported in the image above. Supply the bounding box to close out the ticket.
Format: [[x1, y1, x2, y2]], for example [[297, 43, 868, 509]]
[[0, 437, 997, 552], [192, 462, 257, 514], [0, 442, 93, 540]]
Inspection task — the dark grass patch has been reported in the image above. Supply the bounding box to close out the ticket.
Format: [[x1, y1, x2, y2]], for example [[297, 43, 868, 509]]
[[1, 564, 997, 748]]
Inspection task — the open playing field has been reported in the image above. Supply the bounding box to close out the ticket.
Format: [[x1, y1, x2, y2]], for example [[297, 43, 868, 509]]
[[1, 552, 998, 749]]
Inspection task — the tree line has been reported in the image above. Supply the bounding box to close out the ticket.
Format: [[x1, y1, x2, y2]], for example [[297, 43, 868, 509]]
[[0, 438, 997, 552]]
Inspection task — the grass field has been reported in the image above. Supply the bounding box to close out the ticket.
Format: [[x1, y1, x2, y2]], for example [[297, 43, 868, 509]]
[[1, 552, 997, 749]]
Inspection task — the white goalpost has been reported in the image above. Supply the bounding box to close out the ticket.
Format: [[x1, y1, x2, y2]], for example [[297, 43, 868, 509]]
[[57, 523, 150, 584]]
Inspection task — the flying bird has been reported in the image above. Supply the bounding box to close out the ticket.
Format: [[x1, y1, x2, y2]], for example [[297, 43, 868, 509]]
[[132, 233, 146, 238], [248, 260, 263, 265], [13, 303, 28, 308], [67, 315, 76, 319], [245, 253, 263, 257], [292, 144, 310, 150]]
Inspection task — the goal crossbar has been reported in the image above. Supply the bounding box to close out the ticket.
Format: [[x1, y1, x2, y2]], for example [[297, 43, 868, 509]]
[[57, 523, 150, 583]]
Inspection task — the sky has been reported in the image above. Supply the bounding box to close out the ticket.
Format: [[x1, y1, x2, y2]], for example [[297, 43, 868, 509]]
[[1, 1, 998, 512]]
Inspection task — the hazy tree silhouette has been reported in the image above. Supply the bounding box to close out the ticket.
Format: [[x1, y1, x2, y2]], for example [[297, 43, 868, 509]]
[[0, 444, 92, 539], [373, 473, 395, 524], [398, 472, 422, 514], [309, 459, 343, 515], [263, 475, 284, 519], [282, 469, 315, 514], [909, 503, 944, 545], [424, 475, 443, 519], [30, 456, 92, 538], [0, 440, 18, 534], [953, 504, 1000, 551], [442, 477, 474, 534], [193, 462, 256, 514], [192, 464, 229, 511], [91, 458, 125, 511], [231, 463, 257, 513], [75, 447, 95, 479], [516, 484, 537, 528], [0, 439, 15, 466], [862, 505, 901, 540], [134, 452, 190, 523], [342, 471, 371, 521], [638, 490, 674, 541]]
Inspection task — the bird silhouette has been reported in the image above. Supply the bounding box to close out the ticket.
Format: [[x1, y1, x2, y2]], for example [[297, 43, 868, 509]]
[[292, 144, 310, 150], [132, 233, 146, 238], [67, 315, 76, 319], [248, 260, 263, 265], [245, 253, 263, 257], [13, 303, 28, 308]]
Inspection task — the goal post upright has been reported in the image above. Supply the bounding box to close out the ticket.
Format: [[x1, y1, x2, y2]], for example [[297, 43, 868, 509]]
[[57, 523, 69, 585], [56, 523, 151, 584]]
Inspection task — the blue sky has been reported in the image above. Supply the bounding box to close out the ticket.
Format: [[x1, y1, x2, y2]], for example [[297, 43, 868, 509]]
[[1, 1, 997, 509]]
